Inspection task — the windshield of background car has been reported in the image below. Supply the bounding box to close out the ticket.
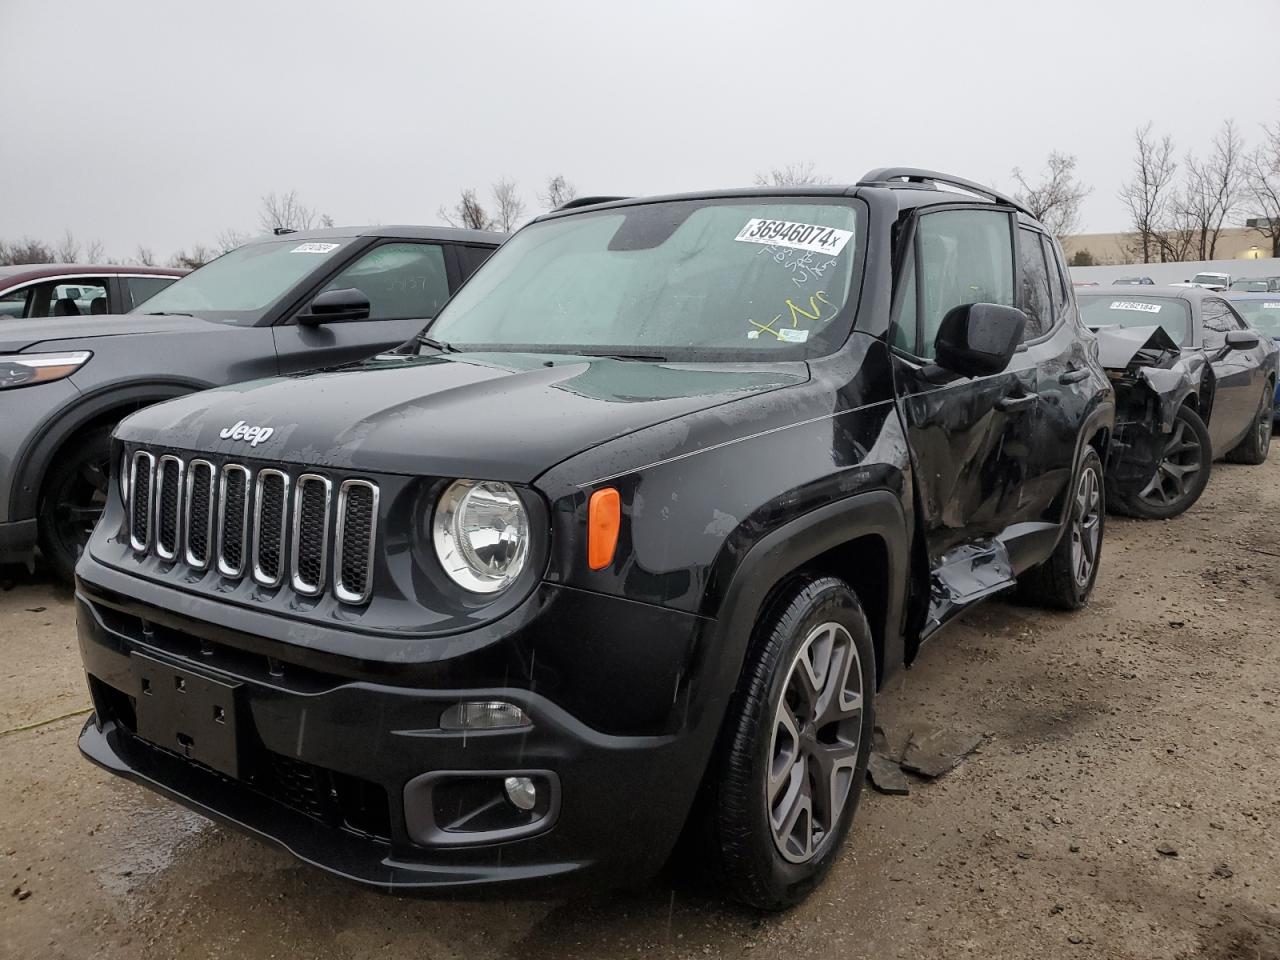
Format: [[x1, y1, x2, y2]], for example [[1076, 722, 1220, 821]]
[[1230, 280, 1269, 292], [424, 198, 865, 360], [1079, 295, 1192, 345], [132, 238, 354, 324], [1191, 274, 1228, 285], [1229, 298, 1280, 337]]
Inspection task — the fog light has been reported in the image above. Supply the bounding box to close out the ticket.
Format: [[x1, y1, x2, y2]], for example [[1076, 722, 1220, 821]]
[[439, 701, 530, 731], [504, 775, 537, 811]]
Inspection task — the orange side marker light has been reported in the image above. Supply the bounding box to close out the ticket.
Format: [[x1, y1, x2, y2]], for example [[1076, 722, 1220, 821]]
[[588, 488, 621, 570]]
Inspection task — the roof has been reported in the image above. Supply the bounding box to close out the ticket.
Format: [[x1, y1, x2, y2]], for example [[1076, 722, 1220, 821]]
[[0, 263, 186, 286], [243, 225, 505, 246], [1076, 285, 1215, 302]]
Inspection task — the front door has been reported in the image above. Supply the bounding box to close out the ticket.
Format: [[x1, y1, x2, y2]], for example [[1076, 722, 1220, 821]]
[[1201, 296, 1263, 453], [272, 241, 457, 375]]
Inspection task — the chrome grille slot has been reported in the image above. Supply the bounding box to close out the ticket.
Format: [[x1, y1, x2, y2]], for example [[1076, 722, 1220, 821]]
[[334, 480, 378, 605], [217, 465, 251, 578], [128, 452, 155, 552], [154, 456, 184, 561], [252, 469, 290, 587], [291, 475, 332, 596], [184, 460, 216, 569]]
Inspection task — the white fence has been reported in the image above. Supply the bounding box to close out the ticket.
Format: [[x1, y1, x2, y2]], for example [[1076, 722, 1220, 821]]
[[1068, 257, 1280, 286]]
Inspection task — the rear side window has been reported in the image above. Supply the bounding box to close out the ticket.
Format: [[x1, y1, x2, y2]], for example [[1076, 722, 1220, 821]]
[[1044, 235, 1071, 320], [127, 275, 178, 309], [1017, 228, 1052, 339], [913, 209, 1015, 359], [456, 244, 495, 280]]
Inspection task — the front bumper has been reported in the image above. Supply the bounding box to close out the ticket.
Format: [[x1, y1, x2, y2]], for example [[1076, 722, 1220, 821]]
[[75, 576, 712, 893]]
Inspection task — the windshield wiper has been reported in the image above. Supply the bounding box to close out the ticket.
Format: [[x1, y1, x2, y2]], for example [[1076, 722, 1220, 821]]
[[144, 310, 193, 317], [418, 334, 458, 353], [586, 352, 668, 362]]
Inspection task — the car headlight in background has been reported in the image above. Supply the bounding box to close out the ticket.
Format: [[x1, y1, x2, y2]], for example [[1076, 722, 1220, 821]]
[[0, 351, 91, 389], [432, 479, 530, 593]]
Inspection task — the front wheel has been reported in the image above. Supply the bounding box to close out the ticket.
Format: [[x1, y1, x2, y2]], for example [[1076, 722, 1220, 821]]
[[37, 426, 114, 584], [1018, 446, 1104, 610], [707, 577, 875, 910], [1110, 405, 1212, 520], [1224, 379, 1274, 465]]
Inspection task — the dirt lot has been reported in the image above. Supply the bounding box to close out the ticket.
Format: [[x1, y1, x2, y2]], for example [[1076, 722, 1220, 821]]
[[2, 456, 1278, 960]]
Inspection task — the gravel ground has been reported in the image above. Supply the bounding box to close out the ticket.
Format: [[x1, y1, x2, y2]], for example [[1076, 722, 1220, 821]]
[[2, 454, 1278, 960]]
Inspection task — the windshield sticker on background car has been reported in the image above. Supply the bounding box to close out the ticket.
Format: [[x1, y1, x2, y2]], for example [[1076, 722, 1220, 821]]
[[756, 245, 840, 287], [290, 242, 341, 254], [1111, 301, 1162, 313], [1264, 303, 1280, 309], [735, 219, 853, 256]]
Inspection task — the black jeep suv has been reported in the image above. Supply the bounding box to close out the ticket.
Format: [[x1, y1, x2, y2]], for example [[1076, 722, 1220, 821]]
[[75, 170, 1113, 909]]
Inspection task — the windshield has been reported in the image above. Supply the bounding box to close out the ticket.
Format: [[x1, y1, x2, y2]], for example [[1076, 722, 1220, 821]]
[[1191, 274, 1227, 285], [1230, 279, 1269, 292], [133, 237, 354, 324], [1079, 295, 1192, 345], [1229, 298, 1280, 337], [424, 198, 864, 360]]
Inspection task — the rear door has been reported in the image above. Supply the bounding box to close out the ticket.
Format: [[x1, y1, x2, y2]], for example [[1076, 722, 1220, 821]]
[[272, 240, 457, 374], [892, 205, 1040, 576], [1201, 296, 1262, 452]]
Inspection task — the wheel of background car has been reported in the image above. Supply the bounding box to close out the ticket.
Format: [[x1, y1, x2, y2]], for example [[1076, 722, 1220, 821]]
[[703, 576, 875, 910], [1224, 379, 1274, 465], [37, 425, 114, 583], [1017, 447, 1105, 610], [1110, 406, 1212, 521]]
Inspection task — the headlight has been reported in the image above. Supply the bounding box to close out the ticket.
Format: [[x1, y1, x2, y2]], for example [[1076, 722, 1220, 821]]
[[432, 479, 530, 593], [0, 351, 91, 389]]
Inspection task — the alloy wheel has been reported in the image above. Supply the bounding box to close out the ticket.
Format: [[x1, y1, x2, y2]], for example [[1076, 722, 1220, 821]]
[[1069, 463, 1102, 588], [1258, 385, 1273, 457], [767, 622, 863, 864], [51, 456, 110, 562], [1138, 419, 1202, 508]]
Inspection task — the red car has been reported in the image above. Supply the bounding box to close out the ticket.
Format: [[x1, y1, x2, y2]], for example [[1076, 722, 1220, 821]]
[[0, 263, 186, 319]]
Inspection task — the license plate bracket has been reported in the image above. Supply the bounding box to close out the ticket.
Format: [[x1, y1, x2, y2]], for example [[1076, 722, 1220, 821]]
[[133, 653, 242, 778]]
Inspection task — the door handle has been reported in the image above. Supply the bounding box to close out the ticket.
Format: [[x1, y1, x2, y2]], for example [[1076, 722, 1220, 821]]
[[1059, 367, 1091, 384], [996, 393, 1038, 413]]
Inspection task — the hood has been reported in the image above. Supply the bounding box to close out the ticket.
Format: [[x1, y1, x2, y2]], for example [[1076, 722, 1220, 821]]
[[0, 313, 209, 353], [115, 352, 808, 482], [1091, 324, 1182, 372]]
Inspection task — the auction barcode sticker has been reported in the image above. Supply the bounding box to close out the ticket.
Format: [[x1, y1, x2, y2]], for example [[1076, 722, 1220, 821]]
[[1110, 300, 1162, 313], [291, 242, 341, 254], [1264, 303, 1280, 309], [735, 219, 853, 256]]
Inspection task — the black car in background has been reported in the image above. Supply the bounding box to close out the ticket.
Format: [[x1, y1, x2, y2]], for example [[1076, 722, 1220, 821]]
[[76, 169, 1113, 908], [1078, 287, 1276, 519], [0, 225, 501, 579]]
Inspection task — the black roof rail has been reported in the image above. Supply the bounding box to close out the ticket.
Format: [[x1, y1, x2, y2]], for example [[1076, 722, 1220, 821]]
[[858, 167, 1032, 218], [556, 195, 631, 211]]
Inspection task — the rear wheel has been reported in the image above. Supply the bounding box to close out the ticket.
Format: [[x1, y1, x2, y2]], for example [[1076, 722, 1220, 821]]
[[1224, 379, 1274, 465], [37, 426, 114, 584], [1110, 405, 1211, 520], [1018, 447, 1104, 610], [707, 577, 875, 910]]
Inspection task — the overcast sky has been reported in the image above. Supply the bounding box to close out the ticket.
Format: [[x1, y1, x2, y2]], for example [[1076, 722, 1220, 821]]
[[3, 0, 1277, 260]]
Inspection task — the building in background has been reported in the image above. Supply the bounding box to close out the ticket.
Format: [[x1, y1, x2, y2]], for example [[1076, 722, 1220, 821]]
[[1062, 226, 1273, 267]]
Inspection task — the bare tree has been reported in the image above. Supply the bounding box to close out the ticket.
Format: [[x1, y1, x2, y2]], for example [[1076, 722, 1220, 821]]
[[1244, 121, 1280, 258], [438, 188, 498, 231], [1156, 202, 1198, 263], [754, 162, 832, 187], [1177, 120, 1245, 260], [259, 190, 319, 233], [55, 228, 81, 263], [134, 246, 157, 266], [540, 174, 578, 210], [491, 179, 526, 232], [216, 228, 251, 255], [84, 238, 105, 262], [1118, 124, 1178, 263], [1011, 151, 1091, 239], [0, 237, 56, 265], [168, 244, 215, 270]]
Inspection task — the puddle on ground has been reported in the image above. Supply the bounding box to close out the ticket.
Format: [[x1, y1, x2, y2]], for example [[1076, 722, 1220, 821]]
[[95, 800, 212, 897]]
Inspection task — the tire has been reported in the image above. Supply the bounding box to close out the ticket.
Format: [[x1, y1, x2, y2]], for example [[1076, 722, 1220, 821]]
[[1017, 447, 1104, 610], [707, 576, 875, 910], [1224, 379, 1274, 465], [37, 426, 114, 584], [1109, 405, 1212, 520]]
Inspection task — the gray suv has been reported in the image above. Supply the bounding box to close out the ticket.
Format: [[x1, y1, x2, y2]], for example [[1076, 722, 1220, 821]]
[[0, 225, 501, 580]]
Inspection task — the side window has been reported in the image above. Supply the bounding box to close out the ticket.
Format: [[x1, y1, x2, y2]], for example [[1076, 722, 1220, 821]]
[[127, 276, 178, 309], [0, 286, 32, 319], [34, 278, 108, 316], [1201, 298, 1240, 349], [1044, 235, 1071, 321], [891, 245, 917, 352], [319, 242, 449, 321], [455, 244, 495, 281], [1017, 228, 1052, 339], [916, 209, 1015, 359]]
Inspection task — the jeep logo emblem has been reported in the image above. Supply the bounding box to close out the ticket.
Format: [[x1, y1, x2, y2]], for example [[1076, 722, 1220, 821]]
[[219, 420, 275, 447]]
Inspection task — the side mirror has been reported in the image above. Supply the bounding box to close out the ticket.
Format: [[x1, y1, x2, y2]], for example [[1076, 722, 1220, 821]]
[[298, 287, 371, 325], [933, 303, 1027, 378], [1225, 330, 1260, 350]]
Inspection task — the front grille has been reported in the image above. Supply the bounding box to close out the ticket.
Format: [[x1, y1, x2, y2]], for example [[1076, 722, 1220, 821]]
[[335, 480, 378, 605], [125, 450, 377, 606]]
